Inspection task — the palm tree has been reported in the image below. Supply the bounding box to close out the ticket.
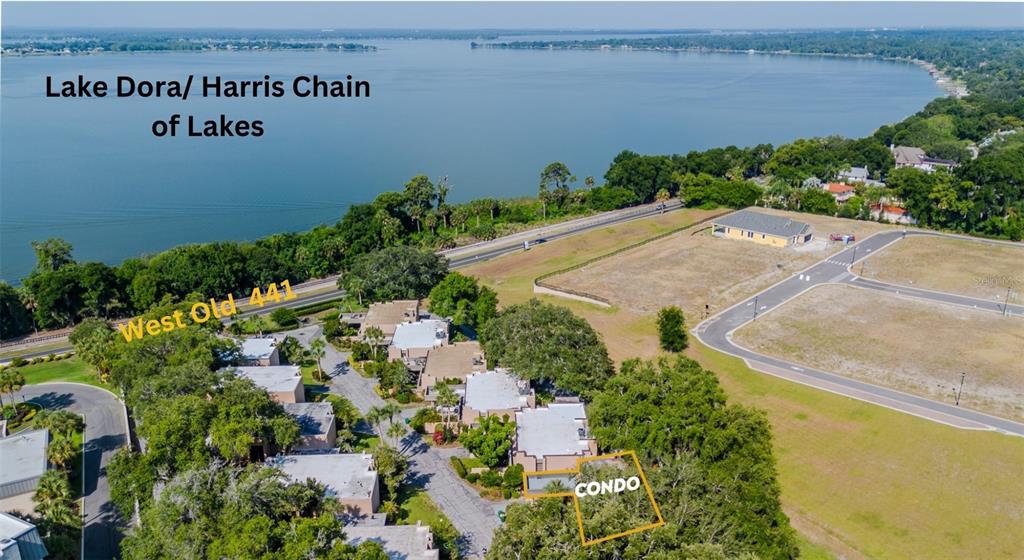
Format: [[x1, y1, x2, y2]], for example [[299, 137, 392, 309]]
[[48, 435, 78, 471], [364, 326, 384, 360], [34, 470, 78, 532], [309, 338, 326, 382], [0, 369, 25, 409], [435, 384, 459, 428]]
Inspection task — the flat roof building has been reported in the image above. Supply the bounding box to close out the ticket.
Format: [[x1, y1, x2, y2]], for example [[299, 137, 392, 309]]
[[711, 210, 813, 247], [513, 403, 597, 473], [0, 429, 49, 514], [267, 453, 380, 519], [388, 320, 449, 361], [240, 337, 280, 366], [283, 402, 337, 452], [418, 341, 485, 394], [345, 523, 439, 560], [0, 512, 48, 560], [462, 370, 534, 426], [231, 366, 304, 404]]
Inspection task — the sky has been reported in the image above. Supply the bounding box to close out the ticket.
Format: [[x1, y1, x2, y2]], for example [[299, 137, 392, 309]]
[[3, 2, 1023, 30]]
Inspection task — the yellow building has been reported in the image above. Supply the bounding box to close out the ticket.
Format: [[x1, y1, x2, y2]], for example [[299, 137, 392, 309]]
[[711, 210, 813, 247]]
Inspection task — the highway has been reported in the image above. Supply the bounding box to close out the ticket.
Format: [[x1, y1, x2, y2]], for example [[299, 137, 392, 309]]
[[696, 229, 1024, 436], [3, 200, 683, 362]]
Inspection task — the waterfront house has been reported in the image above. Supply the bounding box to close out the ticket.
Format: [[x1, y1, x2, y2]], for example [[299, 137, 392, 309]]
[[711, 210, 813, 247], [283, 402, 336, 452], [891, 145, 956, 173], [267, 453, 380, 519], [513, 403, 597, 473], [870, 204, 918, 225], [825, 183, 856, 203]]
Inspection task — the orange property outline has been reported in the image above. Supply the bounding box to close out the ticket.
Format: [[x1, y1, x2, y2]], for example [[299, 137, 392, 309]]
[[521, 450, 665, 546]]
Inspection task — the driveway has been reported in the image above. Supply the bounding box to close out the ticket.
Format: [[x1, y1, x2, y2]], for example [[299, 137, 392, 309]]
[[321, 339, 502, 558], [15, 383, 128, 559], [696, 229, 1024, 436]]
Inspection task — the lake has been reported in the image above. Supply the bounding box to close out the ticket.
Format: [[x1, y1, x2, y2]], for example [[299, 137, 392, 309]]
[[0, 39, 940, 282]]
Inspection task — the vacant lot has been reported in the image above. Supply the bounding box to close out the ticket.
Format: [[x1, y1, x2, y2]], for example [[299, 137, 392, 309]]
[[553, 208, 890, 319], [862, 235, 1024, 304], [735, 284, 1024, 420], [464, 209, 1024, 560]]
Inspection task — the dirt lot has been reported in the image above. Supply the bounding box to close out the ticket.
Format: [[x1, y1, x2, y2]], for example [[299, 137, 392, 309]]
[[552, 208, 891, 319], [464, 208, 1024, 560], [862, 235, 1024, 304], [734, 283, 1024, 420]]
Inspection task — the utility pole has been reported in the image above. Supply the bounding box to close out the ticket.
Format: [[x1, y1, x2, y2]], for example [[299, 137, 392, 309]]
[[955, 372, 966, 406], [1005, 285, 1013, 316], [753, 295, 759, 320], [850, 245, 858, 265]]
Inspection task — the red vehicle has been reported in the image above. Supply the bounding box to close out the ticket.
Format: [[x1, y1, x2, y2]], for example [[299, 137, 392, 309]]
[[829, 233, 856, 243]]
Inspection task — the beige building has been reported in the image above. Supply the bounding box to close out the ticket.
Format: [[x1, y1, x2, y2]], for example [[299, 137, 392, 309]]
[[417, 341, 486, 395], [711, 210, 813, 248], [461, 370, 534, 427], [513, 403, 598, 473], [283, 402, 337, 451], [268, 453, 380, 519], [240, 337, 280, 366], [232, 366, 304, 404], [357, 300, 420, 342], [0, 429, 49, 515], [345, 522, 439, 560]]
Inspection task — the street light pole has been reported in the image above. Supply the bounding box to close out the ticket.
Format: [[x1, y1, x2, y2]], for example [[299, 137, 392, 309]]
[[955, 372, 966, 406], [753, 296, 759, 320], [1005, 286, 1012, 316], [850, 245, 858, 265]]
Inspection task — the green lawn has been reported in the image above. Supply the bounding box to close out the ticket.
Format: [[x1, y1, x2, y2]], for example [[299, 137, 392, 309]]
[[352, 432, 380, 452], [459, 456, 485, 470], [395, 486, 448, 527], [16, 358, 108, 389]]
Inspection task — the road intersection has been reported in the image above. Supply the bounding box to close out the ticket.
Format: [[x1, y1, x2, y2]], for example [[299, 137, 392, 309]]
[[696, 229, 1024, 436]]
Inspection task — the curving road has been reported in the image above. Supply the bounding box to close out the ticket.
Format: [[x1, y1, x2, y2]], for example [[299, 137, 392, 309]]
[[696, 228, 1024, 436], [14, 383, 128, 559]]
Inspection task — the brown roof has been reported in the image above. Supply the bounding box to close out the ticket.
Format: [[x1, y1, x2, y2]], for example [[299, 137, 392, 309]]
[[422, 341, 485, 383], [826, 183, 855, 194], [360, 300, 419, 337]]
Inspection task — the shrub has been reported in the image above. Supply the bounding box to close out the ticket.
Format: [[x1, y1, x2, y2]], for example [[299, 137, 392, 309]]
[[395, 391, 412, 404], [450, 457, 467, 479], [270, 308, 299, 328], [350, 341, 373, 362], [410, 408, 440, 433], [47, 354, 56, 362], [502, 487, 512, 499], [466, 473, 479, 484], [480, 469, 502, 488], [502, 464, 525, 492]]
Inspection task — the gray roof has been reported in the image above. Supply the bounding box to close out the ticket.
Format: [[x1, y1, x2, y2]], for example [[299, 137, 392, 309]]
[[0, 429, 48, 491], [267, 453, 377, 501], [892, 145, 926, 166], [283, 402, 335, 438], [345, 524, 439, 560], [464, 370, 531, 414], [0, 512, 47, 560], [713, 210, 811, 238], [515, 403, 592, 460], [391, 320, 448, 350], [230, 366, 302, 394], [839, 166, 869, 180]]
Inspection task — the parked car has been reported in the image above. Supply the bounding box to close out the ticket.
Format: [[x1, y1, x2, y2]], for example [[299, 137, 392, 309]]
[[829, 233, 856, 243]]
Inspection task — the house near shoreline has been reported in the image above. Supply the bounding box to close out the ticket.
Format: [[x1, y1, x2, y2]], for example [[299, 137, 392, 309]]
[[345, 522, 440, 560], [0, 512, 47, 560], [513, 402, 598, 473], [417, 341, 486, 395], [711, 210, 813, 247], [230, 365, 304, 404], [282, 402, 336, 452], [891, 145, 956, 173], [461, 369, 534, 427], [267, 453, 380, 520], [240, 337, 280, 366], [0, 429, 49, 515]]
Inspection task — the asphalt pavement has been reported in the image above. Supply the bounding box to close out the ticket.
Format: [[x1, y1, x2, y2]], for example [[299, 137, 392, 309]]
[[14, 383, 129, 559], [696, 229, 1024, 436]]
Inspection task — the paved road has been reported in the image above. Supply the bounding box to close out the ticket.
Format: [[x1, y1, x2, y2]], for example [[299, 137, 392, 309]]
[[696, 228, 1024, 436], [319, 337, 502, 559], [3, 201, 683, 363], [14, 383, 128, 559]]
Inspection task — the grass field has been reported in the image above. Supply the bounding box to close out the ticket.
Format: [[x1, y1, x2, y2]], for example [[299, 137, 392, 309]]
[[861, 235, 1024, 304], [553, 208, 891, 320], [462, 209, 1024, 560], [16, 357, 107, 388], [734, 284, 1024, 420]]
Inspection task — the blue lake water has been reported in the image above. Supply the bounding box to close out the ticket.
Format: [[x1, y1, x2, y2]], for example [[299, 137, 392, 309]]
[[0, 39, 940, 282]]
